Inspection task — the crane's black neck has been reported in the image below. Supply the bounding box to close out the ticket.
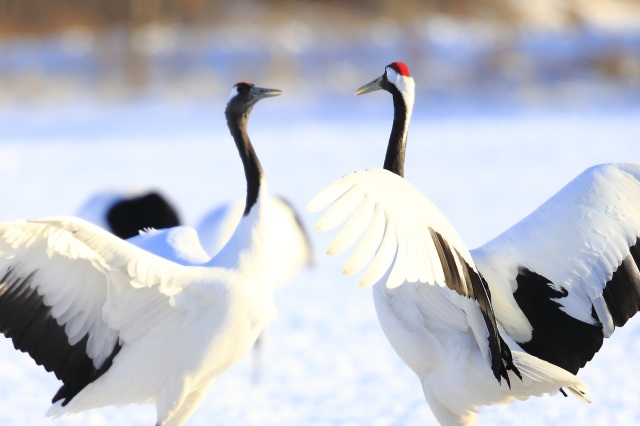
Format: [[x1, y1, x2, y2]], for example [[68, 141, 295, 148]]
[[383, 90, 409, 178], [226, 107, 264, 216]]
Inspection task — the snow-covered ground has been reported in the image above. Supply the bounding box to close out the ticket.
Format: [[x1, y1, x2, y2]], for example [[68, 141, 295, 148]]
[[0, 88, 639, 425]]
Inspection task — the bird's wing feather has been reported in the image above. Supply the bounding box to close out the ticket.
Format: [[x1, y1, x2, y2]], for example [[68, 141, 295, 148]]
[[195, 196, 313, 288], [308, 168, 517, 384], [509, 350, 590, 402], [473, 163, 640, 373], [196, 202, 245, 257], [308, 168, 474, 290], [127, 226, 211, 266], [0, 216, 217, 371]]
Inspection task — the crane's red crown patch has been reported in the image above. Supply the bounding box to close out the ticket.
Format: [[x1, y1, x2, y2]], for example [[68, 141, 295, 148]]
[[389, 62, 410, 77]]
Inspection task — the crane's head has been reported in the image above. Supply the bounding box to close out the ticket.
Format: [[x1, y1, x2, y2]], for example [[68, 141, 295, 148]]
[[226, 82, 282, 115], [355, 62, 414, 101]]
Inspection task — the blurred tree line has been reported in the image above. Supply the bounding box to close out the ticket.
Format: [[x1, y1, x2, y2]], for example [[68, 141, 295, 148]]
[[0, 0, 545, 35], [0, 0, 638, 103]]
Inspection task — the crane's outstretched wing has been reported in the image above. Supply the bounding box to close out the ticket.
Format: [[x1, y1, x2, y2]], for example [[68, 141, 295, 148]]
[[128, 226, 211, 266], [0, 216, 215, 405], [196, 201, 245, 257], [308, 168, 519, 386], [196, 196, 314, 287], [308, 169, 477, 289], [472, 163, 640, 374]]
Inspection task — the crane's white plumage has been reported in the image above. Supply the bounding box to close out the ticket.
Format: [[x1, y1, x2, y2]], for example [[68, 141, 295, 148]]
[[0, 210, 275, 423], [0, 82, 281, 426], [128, 226, 211, 265], [308, 62, 597, 426], [473, 163, 640, 373], [475, 163, 640, 332], [193, 195, 313, 382], [308, 167, 590, 425], [309, 168, 473, 289], [77, 192, 313, 289], [196, 196, 313, 289]]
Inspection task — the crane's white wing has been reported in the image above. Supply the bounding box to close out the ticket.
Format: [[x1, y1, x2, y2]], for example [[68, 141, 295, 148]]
[[0, 216, 220, 404], [472, 163, 640, 374], [308, 168, 477, 290], [128, 226, 211, 266], [196, 201, 246, 257], [308, 168, 517, 385], [196, 196, 314, 288]]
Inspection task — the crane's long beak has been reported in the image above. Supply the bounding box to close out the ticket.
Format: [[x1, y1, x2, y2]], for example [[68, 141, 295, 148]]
[[251, 86, 283, 99], [355, 75, 383, 95]]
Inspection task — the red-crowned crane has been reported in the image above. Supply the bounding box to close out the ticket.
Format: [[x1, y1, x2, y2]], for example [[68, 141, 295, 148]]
[[191, 195, 313, 382], [307, 62, 640, 425], [0, 82, 282, 426]]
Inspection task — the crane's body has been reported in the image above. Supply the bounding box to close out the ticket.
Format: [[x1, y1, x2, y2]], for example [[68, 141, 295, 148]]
[[0, 82, 282, 426], [307, 62, 640, 425]]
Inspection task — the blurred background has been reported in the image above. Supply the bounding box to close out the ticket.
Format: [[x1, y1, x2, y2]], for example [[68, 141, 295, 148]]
[[1, 0, 639, 106]]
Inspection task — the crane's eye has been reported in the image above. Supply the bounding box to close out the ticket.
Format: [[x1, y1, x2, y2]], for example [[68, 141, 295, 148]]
[[234, 82, 254, 95]]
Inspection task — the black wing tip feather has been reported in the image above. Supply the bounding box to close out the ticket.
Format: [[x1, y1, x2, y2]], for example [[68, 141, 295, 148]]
[[483, 297, 522, 388], [515, 236, 640, 376], [514, 267, 603, 374], [429, 228, 468, 297], [601, 238, 640, 328], [428, 228, 522, 386], [489, 334, 523, 389], [52, 341, 122, 406], [0, 266, 121, 406], [456, 254, 522, 386], [467, 271, 523, 386]]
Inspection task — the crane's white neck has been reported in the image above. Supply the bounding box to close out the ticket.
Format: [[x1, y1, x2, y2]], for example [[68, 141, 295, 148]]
[[389, 71, 415, 116]]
